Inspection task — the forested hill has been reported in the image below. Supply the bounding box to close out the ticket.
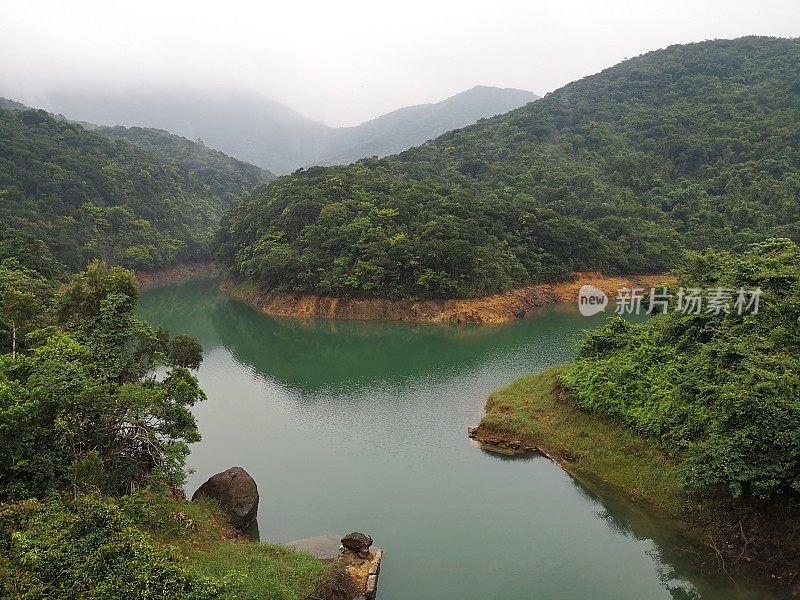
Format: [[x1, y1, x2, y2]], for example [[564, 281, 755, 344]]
[[96, 125, 274, 195], [0, 97, 274, 190], [0, 107, 270, 276], [217, 36, 800, 299]]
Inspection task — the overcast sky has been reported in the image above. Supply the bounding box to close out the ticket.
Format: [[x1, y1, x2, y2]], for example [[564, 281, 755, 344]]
[[2, 0, 798, 126]]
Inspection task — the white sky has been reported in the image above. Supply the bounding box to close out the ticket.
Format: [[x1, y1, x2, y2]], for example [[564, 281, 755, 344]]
[[1, 0, 799, 126]]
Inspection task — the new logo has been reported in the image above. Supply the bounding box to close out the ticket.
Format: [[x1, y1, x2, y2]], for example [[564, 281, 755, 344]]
[[578, 285, 608, 316]]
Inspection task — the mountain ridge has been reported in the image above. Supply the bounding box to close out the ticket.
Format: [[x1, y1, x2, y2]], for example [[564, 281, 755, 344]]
[[20, 86, 539, 173]]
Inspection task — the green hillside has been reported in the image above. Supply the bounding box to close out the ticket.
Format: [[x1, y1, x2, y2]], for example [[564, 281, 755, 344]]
[[0, 108, 271, 275], [96, 125, 273, 197], [216, 36, 799, 299]]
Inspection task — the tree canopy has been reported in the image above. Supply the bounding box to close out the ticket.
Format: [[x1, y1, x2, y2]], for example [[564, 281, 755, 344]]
[[217, 36, 799, 299]]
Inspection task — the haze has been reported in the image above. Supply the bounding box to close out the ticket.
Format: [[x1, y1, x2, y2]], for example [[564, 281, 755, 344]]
[[2, 0, 799, 127]]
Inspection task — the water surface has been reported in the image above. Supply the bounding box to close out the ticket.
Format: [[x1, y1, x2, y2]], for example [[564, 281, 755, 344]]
[[138, 279, 787, 600]]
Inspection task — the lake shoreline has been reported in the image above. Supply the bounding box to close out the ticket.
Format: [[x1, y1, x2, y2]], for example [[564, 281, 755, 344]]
[[219, 272, 674, 324], [136, 261, 219, 290], [471, 367, 800, 590]]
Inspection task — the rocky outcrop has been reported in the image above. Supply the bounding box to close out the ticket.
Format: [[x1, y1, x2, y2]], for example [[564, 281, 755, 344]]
[[340, 538, 382, 600], [341, 532, 373, 557], [220, 272, 675, 325], [192, 466, 259, 531]]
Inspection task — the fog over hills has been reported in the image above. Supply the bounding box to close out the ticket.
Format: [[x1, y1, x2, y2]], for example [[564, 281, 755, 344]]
[[32, 86, 538, 173], [314, 86, 539, 168]]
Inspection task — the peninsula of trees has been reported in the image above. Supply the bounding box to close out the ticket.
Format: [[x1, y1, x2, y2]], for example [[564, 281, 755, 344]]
[[217, 37, 799, 299]]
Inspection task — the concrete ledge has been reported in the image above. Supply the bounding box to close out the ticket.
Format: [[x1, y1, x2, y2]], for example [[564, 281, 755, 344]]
[[286, 534, 383, 599]]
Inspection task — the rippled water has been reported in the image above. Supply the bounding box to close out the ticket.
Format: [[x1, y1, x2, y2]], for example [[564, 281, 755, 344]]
[[138, 279, 788, 600]]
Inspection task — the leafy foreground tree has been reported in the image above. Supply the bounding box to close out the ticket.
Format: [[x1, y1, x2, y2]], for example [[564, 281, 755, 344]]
[[0, 261, 205, 501], [0, 260, 52, 358], [560, 238, 800, 502], [0, 261, 342, 599], [0, 261, 212, 598]]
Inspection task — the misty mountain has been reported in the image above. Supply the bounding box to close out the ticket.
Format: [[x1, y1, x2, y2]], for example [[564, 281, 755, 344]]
[[33, 86, 538, 173], [314, 86, 539, 168]]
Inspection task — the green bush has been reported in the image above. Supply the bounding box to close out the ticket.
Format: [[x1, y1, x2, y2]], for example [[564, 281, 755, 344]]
[[0, 262, 205, 501], [0, 496, 223, 600], [559, 238, 800, 500]]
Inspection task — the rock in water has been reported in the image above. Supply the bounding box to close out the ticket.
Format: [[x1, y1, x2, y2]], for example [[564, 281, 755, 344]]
[[192, 466, 259, 530], [341, 532, 373, 553]]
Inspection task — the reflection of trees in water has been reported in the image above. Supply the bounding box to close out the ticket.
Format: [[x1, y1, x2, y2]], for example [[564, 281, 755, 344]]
[[137, 278, 225, 351], [561, 469, 770, 600], [207, 296, 562, 394], [141, 281, 605, 395]]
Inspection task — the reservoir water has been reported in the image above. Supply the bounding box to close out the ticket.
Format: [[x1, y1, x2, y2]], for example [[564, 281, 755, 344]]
[[138, 278, 788, 600]]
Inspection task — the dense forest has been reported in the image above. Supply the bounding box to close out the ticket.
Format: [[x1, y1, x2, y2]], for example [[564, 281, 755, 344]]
[[217, 36, 799, 299], [561, 238, 800, 502], [96, 125, 273, 197], [0, 107, 270, 276]]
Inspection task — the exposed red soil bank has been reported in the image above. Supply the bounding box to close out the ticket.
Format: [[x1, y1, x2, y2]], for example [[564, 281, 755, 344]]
[[220, 272, 675, 324]]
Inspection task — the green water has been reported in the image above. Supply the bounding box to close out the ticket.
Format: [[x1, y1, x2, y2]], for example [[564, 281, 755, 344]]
[[138, 279, 787, 600]]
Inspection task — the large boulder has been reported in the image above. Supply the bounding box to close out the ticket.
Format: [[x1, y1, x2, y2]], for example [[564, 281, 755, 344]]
[[192, 466, 259, 531]]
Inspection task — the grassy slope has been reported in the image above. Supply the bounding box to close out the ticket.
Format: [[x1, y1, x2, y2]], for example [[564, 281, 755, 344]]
[[477, 366, 686, 516], [129, 493, 341, 600]]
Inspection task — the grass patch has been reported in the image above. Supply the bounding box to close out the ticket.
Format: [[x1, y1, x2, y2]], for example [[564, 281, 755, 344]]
[[120, 492, 338, 600], [0, 492, 341, 600], [477, 365, 685, 516], [188, 542, 335, 600]]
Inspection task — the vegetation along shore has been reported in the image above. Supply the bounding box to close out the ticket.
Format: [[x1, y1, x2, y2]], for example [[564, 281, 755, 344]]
[[471, 239, 800, 586]]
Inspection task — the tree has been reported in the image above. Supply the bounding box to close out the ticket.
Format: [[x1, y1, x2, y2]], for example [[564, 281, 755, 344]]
[[169, 334, 203, 370], [0, 262, 206, 500], [0, 260, 50, 359]]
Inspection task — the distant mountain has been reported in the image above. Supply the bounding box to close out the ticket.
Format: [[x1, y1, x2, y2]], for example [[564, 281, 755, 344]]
[[36, 89, 328, 175], [30, 87, 539, 173], [313, 86, 539, 167]]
